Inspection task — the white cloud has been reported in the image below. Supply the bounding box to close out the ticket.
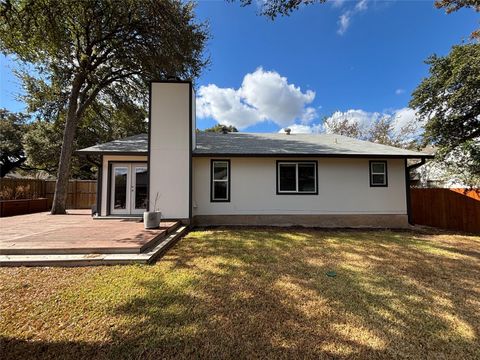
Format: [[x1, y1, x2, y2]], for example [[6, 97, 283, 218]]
[[390, 107, 424, 138], [337, 13, 351, 35], [331, 0, 346, 8], [278, 123, 323, 134], [324, 109, 382, 133], [296, 107, 424, 141], [197, 68, 317, 130], [395, 88, 405, 95], [337, 0, 369, 35], [196, 85, 261, 129], [355, 0, 368, 12]]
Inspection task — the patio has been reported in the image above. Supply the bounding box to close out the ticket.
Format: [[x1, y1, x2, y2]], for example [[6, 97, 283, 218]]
[[0, 210, 187, 266]]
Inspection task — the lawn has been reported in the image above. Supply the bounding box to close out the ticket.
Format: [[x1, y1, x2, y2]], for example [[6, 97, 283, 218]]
[[1, 228, 479, 359]]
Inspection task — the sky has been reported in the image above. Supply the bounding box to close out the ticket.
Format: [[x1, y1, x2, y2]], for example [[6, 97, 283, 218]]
[[0, 0, 478, 134]]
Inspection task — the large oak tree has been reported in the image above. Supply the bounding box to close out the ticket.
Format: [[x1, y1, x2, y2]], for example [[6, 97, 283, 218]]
[[0, 0, 208, 214], [0, 109, 29, 177], [410, 43, 480, 185]]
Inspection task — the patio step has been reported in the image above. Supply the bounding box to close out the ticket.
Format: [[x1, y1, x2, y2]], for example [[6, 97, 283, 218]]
[[0, 225, 189, 267]]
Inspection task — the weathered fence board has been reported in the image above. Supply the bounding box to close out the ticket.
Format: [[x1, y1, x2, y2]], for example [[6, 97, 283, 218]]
[[44, 180, 96, 209], [0, 178, 96, 210], [411, 188, 480, 234]]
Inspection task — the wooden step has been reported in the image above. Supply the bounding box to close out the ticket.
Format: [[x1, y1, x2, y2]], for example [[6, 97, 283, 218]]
[[0, 226, 189, 267]]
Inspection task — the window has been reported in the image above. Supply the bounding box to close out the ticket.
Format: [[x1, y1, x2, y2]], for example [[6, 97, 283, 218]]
[[277, 161, 317, 194], [370, 161, 388, 187], [211, 160, 230, 202]]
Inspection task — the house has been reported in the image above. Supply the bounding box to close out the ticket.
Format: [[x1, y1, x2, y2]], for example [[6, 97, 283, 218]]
[[77, 81, 433, 228]]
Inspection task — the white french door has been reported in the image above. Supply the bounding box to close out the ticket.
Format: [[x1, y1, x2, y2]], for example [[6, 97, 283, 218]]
[[110, 163, 148, 215]]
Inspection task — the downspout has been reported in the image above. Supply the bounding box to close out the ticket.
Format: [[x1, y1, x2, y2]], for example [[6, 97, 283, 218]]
[[405, 157, 426, 225]]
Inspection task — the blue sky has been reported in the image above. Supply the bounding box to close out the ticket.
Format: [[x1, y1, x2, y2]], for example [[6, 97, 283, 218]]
[[1, 0, 477, 133]]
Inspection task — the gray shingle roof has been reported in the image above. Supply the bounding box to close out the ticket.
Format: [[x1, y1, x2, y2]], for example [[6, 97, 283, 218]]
[[194, 132, 431, 158], [77, 132, 432, 158], [77, 134, 148, 154]]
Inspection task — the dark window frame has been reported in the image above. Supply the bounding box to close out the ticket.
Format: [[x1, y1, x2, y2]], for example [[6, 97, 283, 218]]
[[369, 160, 388, 187], [210, 159, 231, 202], [276, 160, 318, 195]]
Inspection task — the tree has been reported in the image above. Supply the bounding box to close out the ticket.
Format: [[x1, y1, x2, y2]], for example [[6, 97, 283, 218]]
[[322, 117, 362, 139], [410, 43, 480, 185], [323, 114, 422, 150], [236, 0, 325, 19], [435, 0, 480, 13], [0, 109, 29, 177], [200, 124, 239, 133], [23, 97, 148, 179], [0, 0, 208, 214], [435, 0, 480, 38]]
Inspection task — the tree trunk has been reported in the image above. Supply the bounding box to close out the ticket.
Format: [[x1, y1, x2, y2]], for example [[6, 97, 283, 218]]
[[50, 75, 84, 214]]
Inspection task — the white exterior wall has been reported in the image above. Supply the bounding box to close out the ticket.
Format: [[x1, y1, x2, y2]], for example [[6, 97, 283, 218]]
[[193, 157, 407, 215], [191, 88, 196, 150], [149, 82, 191, 219], [100, 155, 148, 216]]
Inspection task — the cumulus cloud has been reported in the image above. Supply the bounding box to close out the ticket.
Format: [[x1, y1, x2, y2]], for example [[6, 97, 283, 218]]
[[197, 68, 317, 130], [390, 107, 424, 138], [324, 108, 423, 137], [337, 0, 369, 35], [324, 109, 381, 133], [292, 107, 424, 141]]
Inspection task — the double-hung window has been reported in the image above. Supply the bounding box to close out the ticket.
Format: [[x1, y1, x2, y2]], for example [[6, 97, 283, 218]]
[[211, 160, 230, 202], [277, 161, 317, 194], [369, 161, 388, 187]]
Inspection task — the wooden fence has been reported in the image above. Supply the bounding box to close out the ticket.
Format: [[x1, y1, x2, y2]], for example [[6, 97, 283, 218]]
[[410, 188, 480, 234], [0, 178, 97, 209]]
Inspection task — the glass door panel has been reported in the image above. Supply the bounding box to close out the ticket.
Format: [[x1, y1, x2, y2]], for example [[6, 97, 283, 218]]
[[111, 166, 129, 214], [131, 165, 148, 214], [110, 163, 148, 215]]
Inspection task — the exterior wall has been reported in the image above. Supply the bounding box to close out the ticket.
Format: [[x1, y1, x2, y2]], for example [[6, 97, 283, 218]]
[[191, 88, 196, 151], [192, 157, 407, 226], [149, 82, 191, 220], [100, 155, 148, 216]]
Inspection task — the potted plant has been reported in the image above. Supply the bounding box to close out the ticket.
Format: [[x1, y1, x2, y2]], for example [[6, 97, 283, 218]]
[[144, 193, 162, 229]]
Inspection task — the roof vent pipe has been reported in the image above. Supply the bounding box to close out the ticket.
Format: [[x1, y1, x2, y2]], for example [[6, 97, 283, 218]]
[[284, 128, 291, 135]]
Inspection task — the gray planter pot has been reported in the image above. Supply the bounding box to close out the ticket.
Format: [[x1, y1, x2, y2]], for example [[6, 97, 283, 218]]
[[144, 211, 162, 229]]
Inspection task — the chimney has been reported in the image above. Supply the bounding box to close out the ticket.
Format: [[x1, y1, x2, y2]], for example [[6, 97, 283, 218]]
[[284, 128, 291, 135]]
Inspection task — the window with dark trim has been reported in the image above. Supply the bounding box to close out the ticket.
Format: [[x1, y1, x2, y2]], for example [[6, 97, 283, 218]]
[[369, 161, 388, 187], [211, 160, 230, 202], [277, 161, 318, 194]]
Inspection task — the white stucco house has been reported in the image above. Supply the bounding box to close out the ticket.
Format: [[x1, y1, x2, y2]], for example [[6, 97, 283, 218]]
[[78, 81, 433, 228]]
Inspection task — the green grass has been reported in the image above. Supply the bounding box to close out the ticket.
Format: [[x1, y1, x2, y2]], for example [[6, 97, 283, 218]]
[[1, 228, 480, 359]]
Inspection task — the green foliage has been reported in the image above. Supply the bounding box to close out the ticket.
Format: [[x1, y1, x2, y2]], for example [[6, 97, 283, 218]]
[[23, 99, 147, 179], [0, 108, 29, 177], [0, 0, 209, 211], [410, 43, 480, 185], [235, 0, 326, 19], [200, 124, 239, 133], [435, 0, 480, 13]]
